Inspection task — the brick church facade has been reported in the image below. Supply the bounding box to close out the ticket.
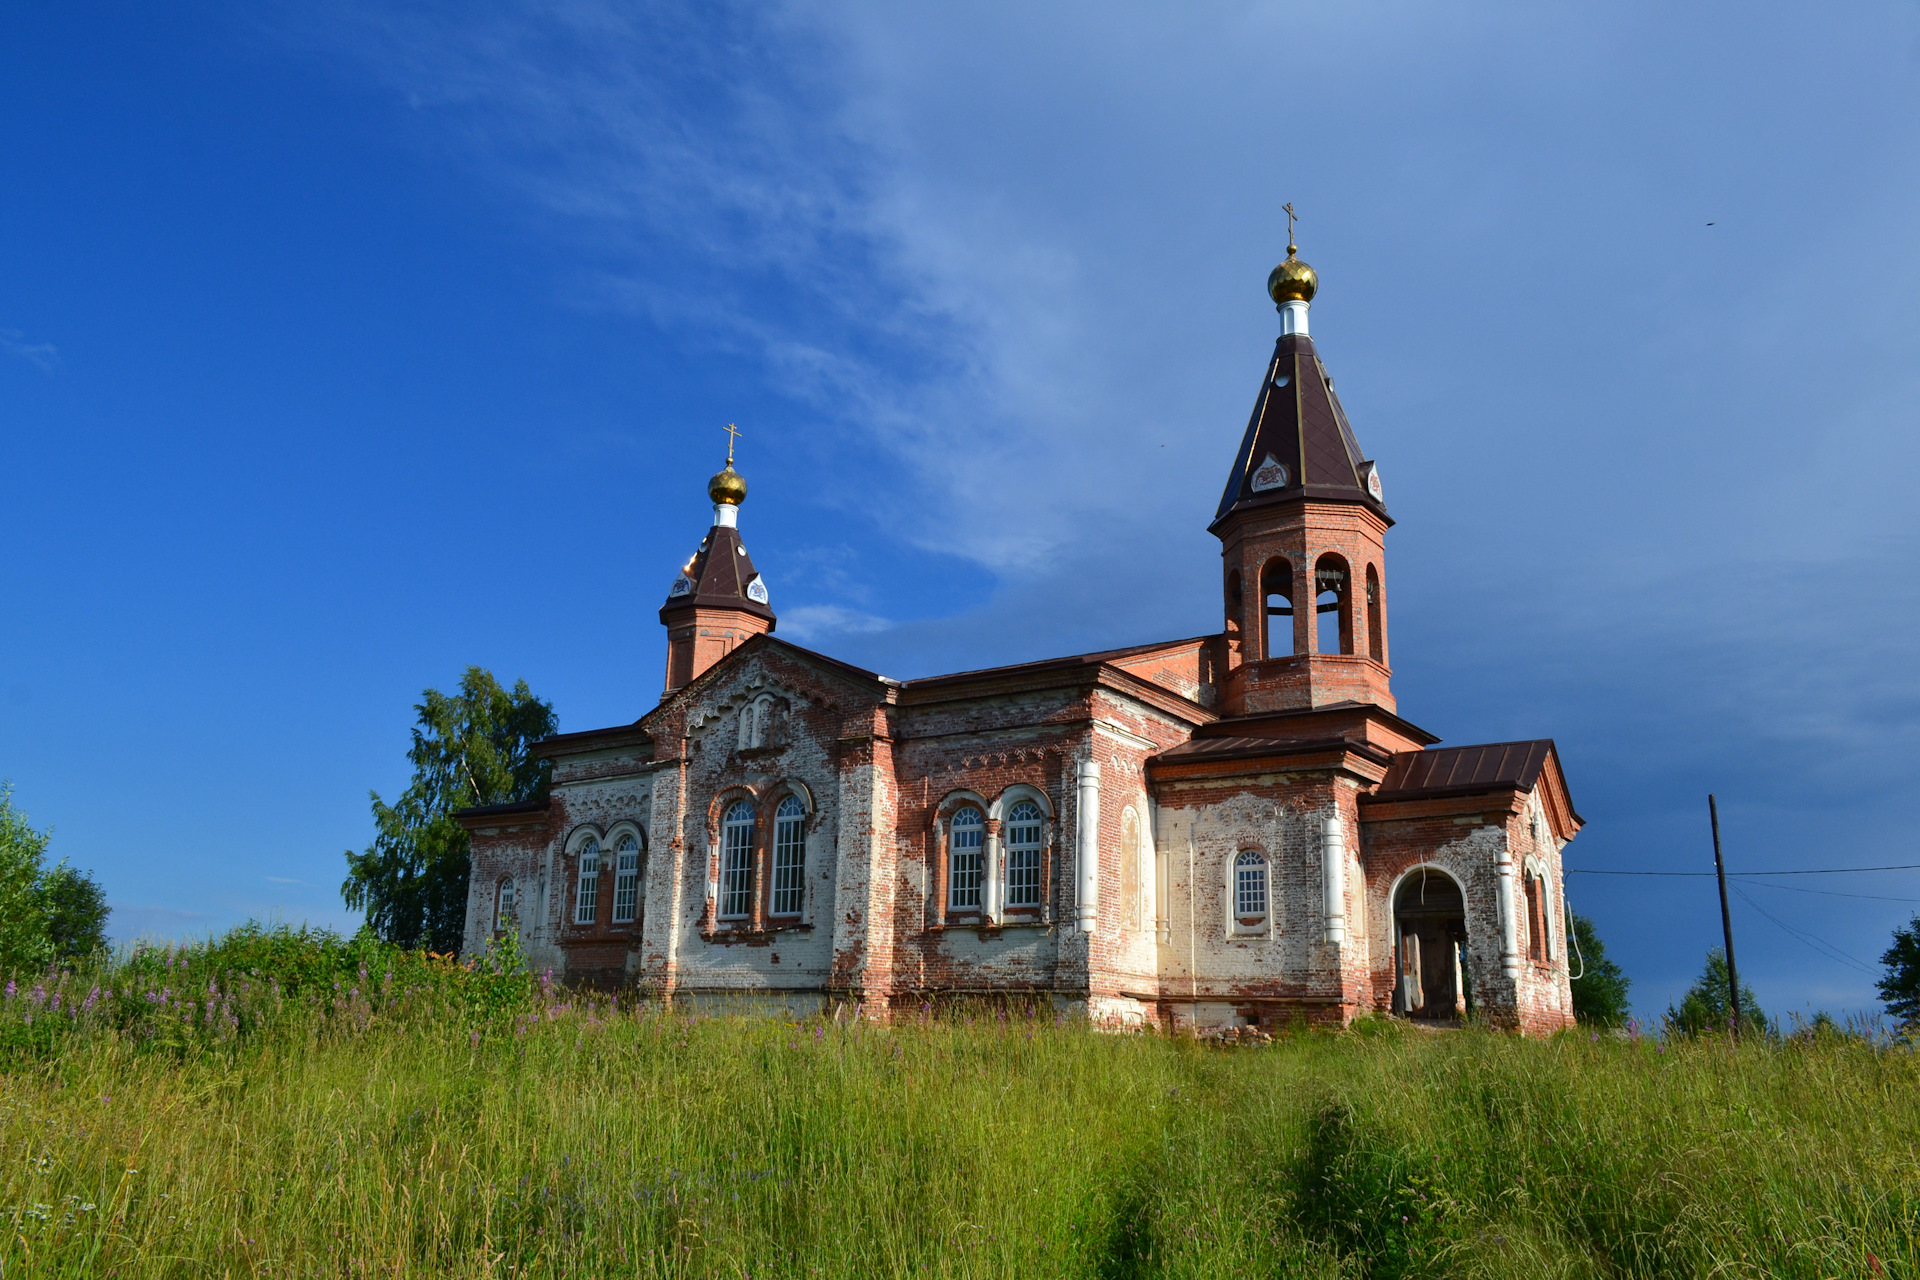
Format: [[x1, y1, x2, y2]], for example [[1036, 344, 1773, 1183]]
[[458, 240, 1583, 1034]]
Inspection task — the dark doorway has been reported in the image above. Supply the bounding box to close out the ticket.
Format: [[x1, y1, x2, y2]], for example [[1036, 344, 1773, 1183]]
[[1393, 868, 1470, 1022]]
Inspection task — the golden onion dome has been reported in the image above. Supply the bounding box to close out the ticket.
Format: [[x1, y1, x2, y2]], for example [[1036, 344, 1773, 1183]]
[[1267, 241, 1318, 305], [708, 462, 747, 506]]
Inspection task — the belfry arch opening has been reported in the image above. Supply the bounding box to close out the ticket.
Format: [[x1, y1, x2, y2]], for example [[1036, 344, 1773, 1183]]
[[1225, 569, 1244, 661], [1262, 560, 1294, 658], [1365, 563, 1383, 661], [1393, 868, 1470, 1022], [1315, 555, 1352, 655]]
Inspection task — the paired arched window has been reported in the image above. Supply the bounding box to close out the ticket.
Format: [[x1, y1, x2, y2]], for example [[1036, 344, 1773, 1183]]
[[739, 696, 779, 750], [948, 806, 985, 911], [612, 834, 642, 924], [495, 877, 516, 931], [771, 795, 807, 917], [720, 801, 756, 920], [1004, 801, 1044, 910], [1234, 851, 1269, 927], [574, 836, 601, 925]]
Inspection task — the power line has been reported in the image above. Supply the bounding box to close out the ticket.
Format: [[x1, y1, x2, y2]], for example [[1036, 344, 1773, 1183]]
[[1570, 865, 1920, 877], [1729, 883, 1879, 977], [1738, 881, 1920, 905]]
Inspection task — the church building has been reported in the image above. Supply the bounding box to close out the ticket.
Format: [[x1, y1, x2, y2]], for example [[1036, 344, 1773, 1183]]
[[457, 237, 1583, 1034]]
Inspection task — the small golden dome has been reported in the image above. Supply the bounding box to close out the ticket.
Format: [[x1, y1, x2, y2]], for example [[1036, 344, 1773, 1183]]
[[1267, 242, 1318, 306], [708, 462, 747, 506]]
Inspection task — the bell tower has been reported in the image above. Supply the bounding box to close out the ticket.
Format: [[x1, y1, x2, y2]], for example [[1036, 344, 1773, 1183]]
[[1212, 225, 1394, 717], [659, 430, 776, 695]]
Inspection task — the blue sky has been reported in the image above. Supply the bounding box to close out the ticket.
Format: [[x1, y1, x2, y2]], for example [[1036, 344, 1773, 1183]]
[[4, 2, 1918, 1024]]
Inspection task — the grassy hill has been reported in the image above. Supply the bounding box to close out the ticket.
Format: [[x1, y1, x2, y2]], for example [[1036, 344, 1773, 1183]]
[[1, 927, 1914, 1278]]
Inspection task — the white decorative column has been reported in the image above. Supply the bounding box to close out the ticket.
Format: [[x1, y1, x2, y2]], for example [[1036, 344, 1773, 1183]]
[[1075, 760, 1101, 931], [984, 827, 1002, 924], [1280, 298, 1310, 336], [1495, 845, 1520, 978], [1320, 813, 1346, 946]]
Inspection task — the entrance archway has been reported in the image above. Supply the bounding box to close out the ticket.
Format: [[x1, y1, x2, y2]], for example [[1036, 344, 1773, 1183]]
[[1393, 868, 1470, 1022]]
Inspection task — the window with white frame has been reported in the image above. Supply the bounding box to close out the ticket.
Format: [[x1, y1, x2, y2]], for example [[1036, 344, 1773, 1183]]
[[720, 801, 756, 920], [949, 806, 985, 911], [1004, 801, 1043, 910], [1234, 851, 1269, 925], [772, 796, 806, 916], [495, 877, 516, 931], [612, 834, 641, 924], [574, 836, 601, 925]]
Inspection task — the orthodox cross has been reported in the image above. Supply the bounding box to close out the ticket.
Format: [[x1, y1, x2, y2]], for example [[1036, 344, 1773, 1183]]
[[1283, 202, 1298, 252], [723, 422, 741, 465]]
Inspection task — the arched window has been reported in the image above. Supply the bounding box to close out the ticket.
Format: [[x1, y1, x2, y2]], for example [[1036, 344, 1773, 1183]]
[[1225, 570, 1244, 654], [612, 834, 642, 924], [948, 807, 985, 911], [1234, 851, 1269, 925], [1524, 872, 1544, 962], [574, 836, 601, 925], [771, 795, 806, 917], [720, 801, 756, 920], [1533, 871, 1555, 962], [1315, 555, 1351, 655], [1004, 801, 1044, 910], [495, 877, 516, 931], [1263, 560, 1294, 659], [1365, 564, 1383, 661]]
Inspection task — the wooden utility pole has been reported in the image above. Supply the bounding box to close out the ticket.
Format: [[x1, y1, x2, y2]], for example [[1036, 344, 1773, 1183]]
[[1709, 794, 1743, 1040]]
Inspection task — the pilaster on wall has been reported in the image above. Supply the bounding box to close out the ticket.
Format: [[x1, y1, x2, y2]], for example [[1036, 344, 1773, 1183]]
[[642, 749, 691, 998], [1075, 759, 1101, 931], [828, 709, 895, 1009]]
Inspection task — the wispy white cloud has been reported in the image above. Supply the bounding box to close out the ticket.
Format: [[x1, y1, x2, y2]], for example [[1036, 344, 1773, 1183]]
[[1, 328, 60, 373], [265, 875, 314, 886], [274, 1, 1248, 581], [776, 603, 890, 644]]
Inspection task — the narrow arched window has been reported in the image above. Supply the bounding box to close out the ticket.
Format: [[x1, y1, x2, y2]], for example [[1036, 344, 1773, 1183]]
[[1534, 872, 1554, 961], [771, 796, 806, 917], [720, 801, 756, 920], [1234, 851, 1269, 924], [495, 877, 516, 931], [1263, 561, 1294, 658], [1315, 556, 1351, 655], [1004, 801, 1044, 910], [1365, 564, 1383, 661], [574, 836, 601, 925], [949, 807, 984, 911], [612, 834, 641, 924], [1523, 872, 1544, 962], [1225, 570, 1244, 652]]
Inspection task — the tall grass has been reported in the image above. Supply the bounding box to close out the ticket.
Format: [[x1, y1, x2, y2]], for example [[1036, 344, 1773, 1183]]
[[3, 929, 1917, 1278]]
